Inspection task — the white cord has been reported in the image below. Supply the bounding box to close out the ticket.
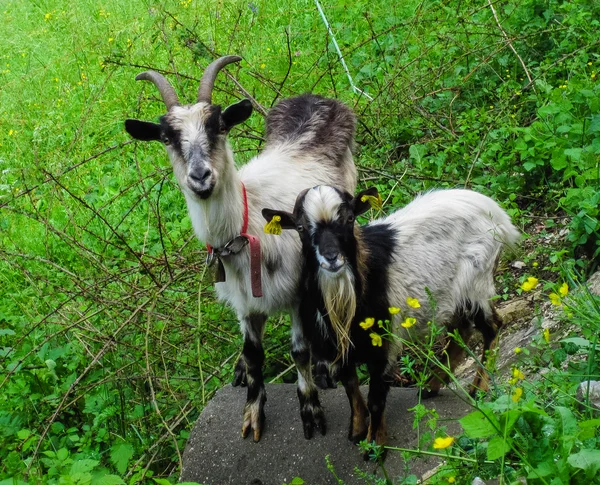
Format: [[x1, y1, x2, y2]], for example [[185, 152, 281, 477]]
[[314, 0, 373, 101]]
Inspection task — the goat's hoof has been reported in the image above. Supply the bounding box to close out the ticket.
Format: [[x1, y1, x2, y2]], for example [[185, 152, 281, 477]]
[[232, 358, 247, 387], [302, 405, 327, 439], [241, 397, 266, 442], [420, 388, 439, 400], [349, 430, 368, 444]]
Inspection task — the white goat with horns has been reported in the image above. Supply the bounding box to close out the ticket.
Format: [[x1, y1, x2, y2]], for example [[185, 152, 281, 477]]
[[125, 56, 357, 441]]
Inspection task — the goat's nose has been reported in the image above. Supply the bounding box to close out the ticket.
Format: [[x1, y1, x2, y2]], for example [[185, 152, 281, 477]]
[[323, 251, 340, 263], [189, 167, 212, 184]]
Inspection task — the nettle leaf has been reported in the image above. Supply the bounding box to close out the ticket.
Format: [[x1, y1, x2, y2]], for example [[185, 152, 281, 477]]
[[567, 449, 600, 477], [110, 442, 134, 475], [408, 144, 428, 164], [555, 406, 578, 455], [459, 409, 499, 438], [487, 435, 511, 460]]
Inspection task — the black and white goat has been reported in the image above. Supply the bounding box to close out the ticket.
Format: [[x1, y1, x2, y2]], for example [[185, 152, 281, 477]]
[[125, 56, 356, 441], [262, 186, 519, 449]]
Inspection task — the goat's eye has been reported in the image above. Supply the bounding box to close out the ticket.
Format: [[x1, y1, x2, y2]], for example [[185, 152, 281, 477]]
[[162, 137, 171, 146], [296, 225, 304, 233], [347, 215, 355, 224]]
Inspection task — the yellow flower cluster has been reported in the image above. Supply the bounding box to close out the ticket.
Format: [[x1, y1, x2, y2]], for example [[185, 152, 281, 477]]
[[401, 317, 416, 329], [433, 436, 454, 449], [512, 387, 523, 403], [370, 333, 382, 347], [406, 297, 420, 308], [508, 367, 525, 385], [549, 282, 568, 306], [521, 276, 539, 292]]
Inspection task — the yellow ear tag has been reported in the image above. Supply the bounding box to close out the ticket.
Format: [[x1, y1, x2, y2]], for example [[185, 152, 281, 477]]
[[361, 194, 383, 211], [264, 215, 282, 235]]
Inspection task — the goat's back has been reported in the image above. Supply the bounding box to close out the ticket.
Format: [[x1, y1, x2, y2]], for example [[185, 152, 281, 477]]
[[265, 94, 355, 168], [370, 189, 519, 325]]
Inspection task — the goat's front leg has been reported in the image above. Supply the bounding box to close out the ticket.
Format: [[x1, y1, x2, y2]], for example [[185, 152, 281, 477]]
[[365, 360, 391, 460], [291, 316, 326, 439], [337, 364, 368, 443], [240, 314, 267, 442]]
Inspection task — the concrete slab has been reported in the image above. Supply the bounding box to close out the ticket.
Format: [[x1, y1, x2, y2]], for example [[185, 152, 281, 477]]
[[181, 384, 472, 485]]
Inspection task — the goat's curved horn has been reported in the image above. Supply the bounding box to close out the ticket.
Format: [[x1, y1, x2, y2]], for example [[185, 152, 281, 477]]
[[197, 55, 242, 104], [135, 71, 180, 110]]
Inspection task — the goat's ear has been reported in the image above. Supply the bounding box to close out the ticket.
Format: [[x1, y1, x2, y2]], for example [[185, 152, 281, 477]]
[[221, 99, 253, 131], [261, 208, 296, 230], [352, 187, 380, 216], [125, 119, 162, 141]]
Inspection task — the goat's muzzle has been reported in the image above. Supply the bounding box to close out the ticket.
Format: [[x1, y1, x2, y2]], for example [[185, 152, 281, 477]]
[[319, 254, 346, 274], [187, 166, 215, 199]]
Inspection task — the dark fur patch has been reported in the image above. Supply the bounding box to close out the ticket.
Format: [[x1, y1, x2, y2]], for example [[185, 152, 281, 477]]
[[265, 94, 356, 168], [264, 256, 280, 277]]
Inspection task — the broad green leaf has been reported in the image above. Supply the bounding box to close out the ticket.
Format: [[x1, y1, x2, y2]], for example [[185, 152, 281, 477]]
[[408, 144, 428, 164], [567, 449, 600, 477], [56, 448, 69, 461], [290, 478, 305, 485], [17, 429, 31, 440], [152, 479, 172, 485], [523, 161, 537, 171], [91, 475, 125, 485], [527, 461, 555, 479], [459, 409, 498, 438], [486, 436, 511, 460], [70, 459, 99, 475], [556, 406, 578, 455], [110, 442, 134, 475]]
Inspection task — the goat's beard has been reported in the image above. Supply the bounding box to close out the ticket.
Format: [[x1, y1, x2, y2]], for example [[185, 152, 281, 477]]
[[318, 266, 356, 363]]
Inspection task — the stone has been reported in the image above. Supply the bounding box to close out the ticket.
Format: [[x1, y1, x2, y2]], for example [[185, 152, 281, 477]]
[[496, 299, 531, 322], [180, 384, 472, 485], [587, 271, 600, 296], [576, 381, 600, 414]]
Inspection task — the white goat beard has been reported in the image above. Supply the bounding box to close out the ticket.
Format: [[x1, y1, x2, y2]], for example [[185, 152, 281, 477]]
[[318, 267, 356, 363]]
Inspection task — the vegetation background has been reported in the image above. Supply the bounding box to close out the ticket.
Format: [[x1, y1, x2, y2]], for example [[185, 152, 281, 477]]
[[0, 0, 598, 483]]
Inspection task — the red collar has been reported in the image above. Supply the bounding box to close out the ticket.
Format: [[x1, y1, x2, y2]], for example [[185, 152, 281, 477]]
[[206, 183, 263, 297]]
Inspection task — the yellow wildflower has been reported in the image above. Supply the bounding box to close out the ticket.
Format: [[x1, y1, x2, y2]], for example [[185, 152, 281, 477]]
[[508, 377, 518, 385], [521, 276, 539, 292], [512, 368, 525, 380], [549, 293, 561, 305], [514, 347, 522, 354], [448, 478, 456, 484], [370, 332, 382, 347], [44, 13, 51, 21], [512, 387, 523, 403], [532, 262, 538, 267], [388, 307, 400, 315], [260, 63, 266, 69], [559, 282, 568, 297], [360, 318, 375, 330], [406, 297, 421, 309], [433, 436, 454, 449], [401, 317, 416, 328], [543, 328, 550, 344]]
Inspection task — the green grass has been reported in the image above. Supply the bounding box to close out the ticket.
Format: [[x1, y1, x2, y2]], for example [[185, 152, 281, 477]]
[[0, 0, 599, 483]]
